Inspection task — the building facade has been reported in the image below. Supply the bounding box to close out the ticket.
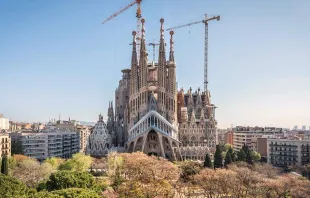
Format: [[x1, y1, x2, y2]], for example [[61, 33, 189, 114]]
[[110, 18, 218, 161], [0, 133, 11, 157], [77, 126, 90, 153], [233, 126, 284, 152], [267, 139, 310, 167], [87, 114, 113, 157], [10, 129, 79, 161], [178, 88, 217, 160]]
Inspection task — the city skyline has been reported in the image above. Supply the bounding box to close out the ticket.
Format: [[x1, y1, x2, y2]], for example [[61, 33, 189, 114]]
[[1, 0, 310, 128]]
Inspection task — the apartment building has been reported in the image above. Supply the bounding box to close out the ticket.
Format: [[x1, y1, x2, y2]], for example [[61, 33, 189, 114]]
[[0, 133, 11, 157], [267, 139, 310, 167], [10, 128, 79, 161], [233, 126, 284, 152], [77, 126, 90, 153], [225, 131, 234, 146]]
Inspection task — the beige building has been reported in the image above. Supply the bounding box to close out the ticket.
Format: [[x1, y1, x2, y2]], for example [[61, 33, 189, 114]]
[[56, 119, 79, 131], [233, 126, 284, 152], [0, 133, 11, 157], [178, 88, 217, 160], [77, 126, 90, 153], [267, 138, 310, 167]]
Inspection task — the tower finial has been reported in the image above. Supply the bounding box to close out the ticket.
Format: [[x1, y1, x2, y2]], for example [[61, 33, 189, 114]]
[[169, 30, 174, 62], [141, 18, 145, 40], [160, 18, 164, 39], [132, 31, 136, 43]]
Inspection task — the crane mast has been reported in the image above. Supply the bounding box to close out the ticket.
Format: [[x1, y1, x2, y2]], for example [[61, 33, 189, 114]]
[[166, 14, 220, 93], [148, 39, 159, 62]]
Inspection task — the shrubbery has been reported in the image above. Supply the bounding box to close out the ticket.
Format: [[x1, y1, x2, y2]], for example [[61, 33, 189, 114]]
[[46, 170, 96, 191], [0, 174, 30, 197]]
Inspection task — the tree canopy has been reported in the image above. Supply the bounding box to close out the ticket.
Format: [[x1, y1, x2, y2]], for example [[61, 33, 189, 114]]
[[13, 158, 55, 188], [203, 153, 212, 168], [224, 152, 232, 167], [1, 155, 9, 175], [58, 153, 92, 172], [46, 171, 95, 191], [0, 174, 30, 197], [117, 152, 180, 198], [214, 145, 223, 169], [237, 149, 247, 161]]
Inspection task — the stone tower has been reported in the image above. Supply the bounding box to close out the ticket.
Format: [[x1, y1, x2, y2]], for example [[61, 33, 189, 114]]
[[157, 18, 167, 117], [138, 18, 149, 118], [166, 30, 177, 124]]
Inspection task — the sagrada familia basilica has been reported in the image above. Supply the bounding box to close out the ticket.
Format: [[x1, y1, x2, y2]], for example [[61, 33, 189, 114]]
[[88, 18, 217, 161]]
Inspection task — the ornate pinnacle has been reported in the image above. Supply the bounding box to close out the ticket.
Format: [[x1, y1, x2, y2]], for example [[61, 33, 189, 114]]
[[132, 31, 136, 43], [141, 18, 145, 40], [160, 18, 164, 39]]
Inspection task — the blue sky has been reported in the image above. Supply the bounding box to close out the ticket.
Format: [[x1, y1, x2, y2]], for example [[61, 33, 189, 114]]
[[0, 0, 309, 128]]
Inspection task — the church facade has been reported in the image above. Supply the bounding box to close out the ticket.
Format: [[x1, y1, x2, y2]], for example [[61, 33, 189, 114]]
[[104, 18, 217, 161]]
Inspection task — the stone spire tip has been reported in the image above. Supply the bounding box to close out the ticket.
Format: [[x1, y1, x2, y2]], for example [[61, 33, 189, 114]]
[[160, 18, 164, 38]]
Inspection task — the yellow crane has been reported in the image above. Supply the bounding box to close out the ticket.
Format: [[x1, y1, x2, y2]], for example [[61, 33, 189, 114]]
[[166, 14, 220, 93]]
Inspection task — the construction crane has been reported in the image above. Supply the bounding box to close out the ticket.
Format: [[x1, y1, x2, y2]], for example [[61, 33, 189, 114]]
[[129, 39, 159, 62], [166, 14, 220, 93], [102, 0, 143, 61], [148, 39, 159, 62]]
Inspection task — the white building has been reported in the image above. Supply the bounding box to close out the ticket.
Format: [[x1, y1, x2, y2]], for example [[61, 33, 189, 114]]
[[10, 128, 79, 161], [0, 114, 9, 130], [267, 138, 310, 167], [233, 126, 284, 152]]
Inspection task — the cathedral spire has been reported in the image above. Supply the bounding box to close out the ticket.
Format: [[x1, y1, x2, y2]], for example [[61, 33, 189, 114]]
[[131, 31, 137, 67], [157, 18, 166, 89], [130, 31, 139, 95], [139, 18, 146, 60], [169, 30, 175, 62]]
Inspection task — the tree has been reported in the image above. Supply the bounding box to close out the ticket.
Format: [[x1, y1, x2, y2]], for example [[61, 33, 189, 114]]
[[46, 171, 96, 191], [33, 188, 100, 198], [107, 152, 124, 189], [203, 153, 212, 168], [237, 149, 247, 161], [227, 147, 236, 162], [117, 152, 179, 198], [224, 152, 232, 167], [44, 157, 64, 169], [51, 188, 100, 198], [0, 174, 30, 197], [242, 144, 250, 155], [250, 151, 261, 162], [214, 145, 223, 169], [13, 158, 54, 188], [12, 154, 29, 164], [224, 143, 232, 151], [178, 160, 202, 182], [241, 145, 254, 164], [58, 153, 92, 172], [193, 168, 237, 197], [1, 155, 9, 175]]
